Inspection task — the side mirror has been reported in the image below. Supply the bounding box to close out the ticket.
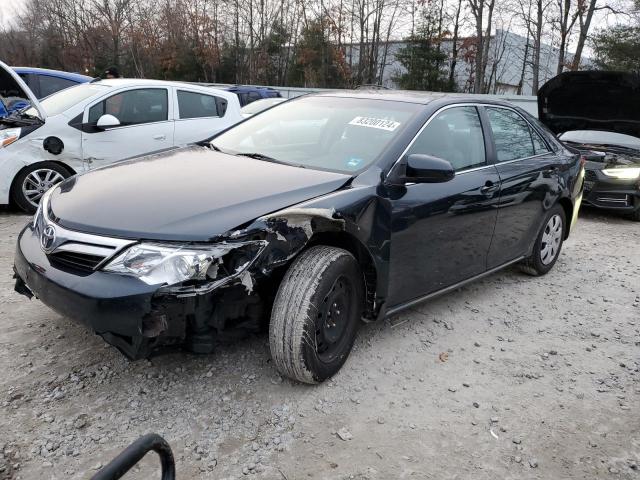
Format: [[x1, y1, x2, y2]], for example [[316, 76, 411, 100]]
[[404, 154, 455, 183], [96, 114, 120, 130]]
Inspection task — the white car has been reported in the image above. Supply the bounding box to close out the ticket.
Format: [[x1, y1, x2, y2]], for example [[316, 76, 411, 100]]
[[0, 61, 242, 212]]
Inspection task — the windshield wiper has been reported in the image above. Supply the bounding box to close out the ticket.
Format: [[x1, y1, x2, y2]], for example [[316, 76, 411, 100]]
[[0, 112, 41, 127], [236, 152, 295, 166]]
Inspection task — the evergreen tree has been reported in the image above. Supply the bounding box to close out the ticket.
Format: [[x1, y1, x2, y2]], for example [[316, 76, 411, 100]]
[[592, 26, 640, 73], [393, 23, 452, 92]]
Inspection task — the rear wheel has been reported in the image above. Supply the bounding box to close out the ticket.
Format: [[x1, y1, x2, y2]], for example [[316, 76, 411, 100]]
[[519, 204, 566, 276], [269, 246, 364, 384], [11, 162, 71, 213], [630, 209, 640, 222]]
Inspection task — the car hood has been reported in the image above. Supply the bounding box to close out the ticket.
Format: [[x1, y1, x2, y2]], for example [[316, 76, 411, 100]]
[[49, 147, 351, 241], [0, 60, 45, 120], [538, 71, 640, 138]]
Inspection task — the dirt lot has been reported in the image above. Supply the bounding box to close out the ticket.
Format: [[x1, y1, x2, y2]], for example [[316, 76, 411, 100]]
[[0, 208, 638, 480]]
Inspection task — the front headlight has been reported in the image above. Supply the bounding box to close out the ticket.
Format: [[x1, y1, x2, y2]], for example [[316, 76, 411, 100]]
[[103, 241, 265, 286], [0, 127, 21, 148], [601, 167, 640, 180]]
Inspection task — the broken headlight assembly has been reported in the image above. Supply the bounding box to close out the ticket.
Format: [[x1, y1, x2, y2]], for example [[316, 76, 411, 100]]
[[102, 241, 266, 286]]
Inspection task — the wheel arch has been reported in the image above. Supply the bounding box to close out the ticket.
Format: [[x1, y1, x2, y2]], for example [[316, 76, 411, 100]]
[[9, 160, 76, 209], [558, 196, 573, 239], [10, 160, 76, 190], [305, 231, 379, 320]]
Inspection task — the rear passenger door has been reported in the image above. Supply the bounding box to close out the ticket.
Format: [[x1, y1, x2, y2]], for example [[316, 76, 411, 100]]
[[388, 105, 501, 306], [174, 89, 230, 145], [483, 106, 562, 268]]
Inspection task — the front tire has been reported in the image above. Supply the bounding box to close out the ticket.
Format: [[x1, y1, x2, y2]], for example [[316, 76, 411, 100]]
[[519, 204, 566, 276], [11, 162, 71, 213], [269, 246, 364, 384]]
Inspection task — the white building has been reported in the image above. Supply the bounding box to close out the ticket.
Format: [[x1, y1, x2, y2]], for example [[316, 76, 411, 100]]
[[346, 29, 587, 95]]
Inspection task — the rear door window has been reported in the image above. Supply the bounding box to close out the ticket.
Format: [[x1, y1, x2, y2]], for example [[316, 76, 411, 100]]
[[531, 128, 551, 154], [486, 107, 537, 162], [177, 90, 219, 119]]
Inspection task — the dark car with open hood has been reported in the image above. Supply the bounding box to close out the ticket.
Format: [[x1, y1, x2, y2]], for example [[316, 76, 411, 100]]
[[539, 71, 640, 221], [14, 92, 584, 384]]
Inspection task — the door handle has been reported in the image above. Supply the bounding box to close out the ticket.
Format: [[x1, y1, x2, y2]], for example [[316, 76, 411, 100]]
[[153, 134, 166, 140], [480, 181, 500, 195]]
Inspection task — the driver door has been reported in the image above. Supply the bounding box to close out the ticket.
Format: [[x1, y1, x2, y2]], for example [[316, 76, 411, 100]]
[[387, 105, 501, 306], [81, 87, 174, 170]]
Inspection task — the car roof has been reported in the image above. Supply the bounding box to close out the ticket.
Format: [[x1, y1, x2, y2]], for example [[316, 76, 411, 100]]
[[93, 78, 239, 101], [311, 89, 520, 108], [12, 66, 92, 83]]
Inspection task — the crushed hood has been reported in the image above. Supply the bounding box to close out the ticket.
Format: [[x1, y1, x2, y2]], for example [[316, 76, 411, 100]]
[[538, 71, 640, 139], [0, 60, 45, 120], [49, 147, 351, 241]]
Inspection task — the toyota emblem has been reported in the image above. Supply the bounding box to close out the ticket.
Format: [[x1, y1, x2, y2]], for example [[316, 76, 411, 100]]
[[40, 225, 56, 253]]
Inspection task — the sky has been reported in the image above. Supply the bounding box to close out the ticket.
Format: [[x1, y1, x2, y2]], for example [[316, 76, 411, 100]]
[[0, 0, 24, 25]]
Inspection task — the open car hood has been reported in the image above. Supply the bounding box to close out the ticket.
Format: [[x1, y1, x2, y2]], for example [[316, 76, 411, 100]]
[[0, 59, 46, 120], [538, 71, 640, 139]]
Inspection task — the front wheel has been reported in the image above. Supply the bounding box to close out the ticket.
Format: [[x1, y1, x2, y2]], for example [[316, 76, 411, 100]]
[[269, 246, 364, 384], [11, 162, 71, 213], [519, 204, 566, 276]]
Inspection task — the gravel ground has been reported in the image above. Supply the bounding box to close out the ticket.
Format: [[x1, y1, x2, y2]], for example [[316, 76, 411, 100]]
[[0, 208, 638, 480]]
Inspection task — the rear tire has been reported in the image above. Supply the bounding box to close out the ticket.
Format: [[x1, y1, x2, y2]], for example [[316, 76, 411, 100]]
[[269, 246, 363, 384], [630, 209, 640, 222], [519, 204, 566, 276], [11, 162, 71, 213]]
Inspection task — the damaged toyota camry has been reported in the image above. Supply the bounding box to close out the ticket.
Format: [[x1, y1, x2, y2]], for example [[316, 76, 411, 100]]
[[14, 92, 584, 384]]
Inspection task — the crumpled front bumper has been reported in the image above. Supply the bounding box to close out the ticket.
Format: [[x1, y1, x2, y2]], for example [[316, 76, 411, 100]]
[[13, 225, 188, 359]]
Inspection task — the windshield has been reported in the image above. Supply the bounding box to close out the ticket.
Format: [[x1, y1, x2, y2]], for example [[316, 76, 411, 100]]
[[23, 83, 109, 117], [560, 130, 640, 151], [213, 96, 420, 173]]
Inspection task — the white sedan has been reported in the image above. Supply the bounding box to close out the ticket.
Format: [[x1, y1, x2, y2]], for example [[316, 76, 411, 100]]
[[0, 61, 242, 212]]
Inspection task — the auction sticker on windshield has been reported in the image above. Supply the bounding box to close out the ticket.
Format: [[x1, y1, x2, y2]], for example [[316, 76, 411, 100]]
[[349, 116, 401, 131]]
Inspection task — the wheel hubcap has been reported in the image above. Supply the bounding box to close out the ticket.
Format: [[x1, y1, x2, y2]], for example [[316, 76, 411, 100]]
[[540, 214, 563, 265], [22, 169, 65, 208], [315, 275, 353, 362]]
